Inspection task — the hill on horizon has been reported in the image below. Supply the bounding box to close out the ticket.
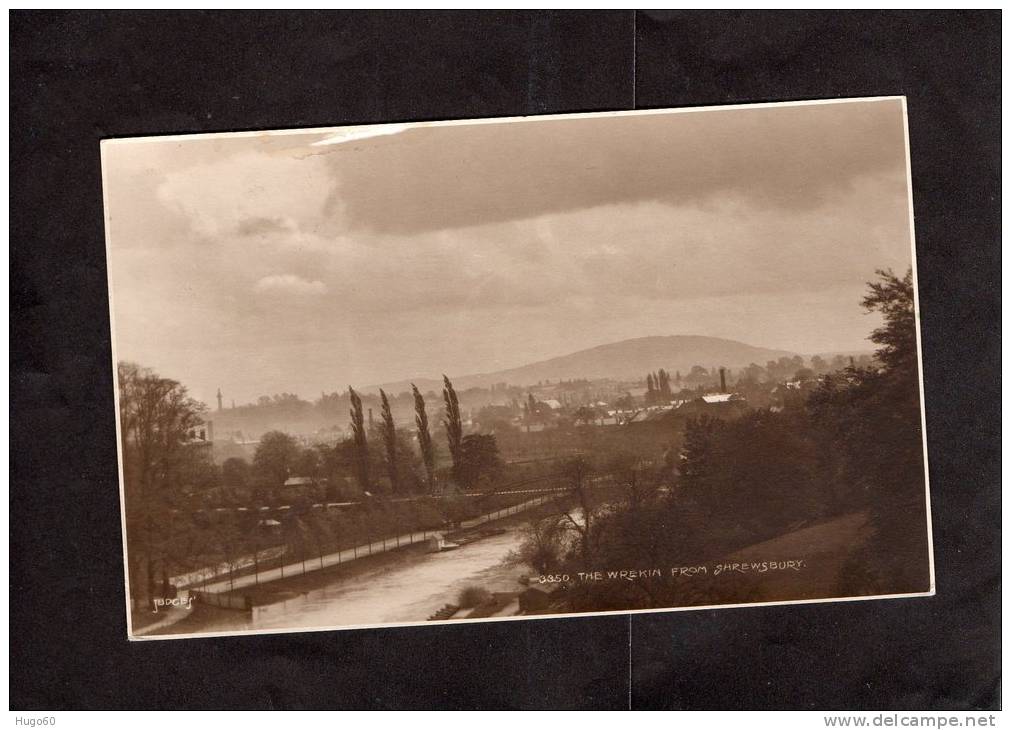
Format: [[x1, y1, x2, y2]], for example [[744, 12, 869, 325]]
[[368, 335, 799, 395]]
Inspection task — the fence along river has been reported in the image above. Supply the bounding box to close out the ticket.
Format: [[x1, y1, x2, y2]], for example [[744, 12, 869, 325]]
[[183, 494, 558, 608]]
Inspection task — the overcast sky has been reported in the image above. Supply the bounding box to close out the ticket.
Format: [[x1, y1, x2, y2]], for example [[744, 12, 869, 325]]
[[103, 98, 914, 405]]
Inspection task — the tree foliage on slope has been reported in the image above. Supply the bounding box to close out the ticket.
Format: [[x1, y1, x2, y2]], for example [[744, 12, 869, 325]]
[[522, 268, 930, 612]]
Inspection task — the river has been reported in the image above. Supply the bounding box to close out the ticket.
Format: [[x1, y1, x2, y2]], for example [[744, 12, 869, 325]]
[[195, 527, 528, 632]]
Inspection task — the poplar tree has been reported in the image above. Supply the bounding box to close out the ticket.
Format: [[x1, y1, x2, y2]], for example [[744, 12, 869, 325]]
[[442, 375, 463, 483], [412, 384, 435, 491], [379, 389, 399, 493], [658, 369, 672, 399], [348, 386, 370, 491]]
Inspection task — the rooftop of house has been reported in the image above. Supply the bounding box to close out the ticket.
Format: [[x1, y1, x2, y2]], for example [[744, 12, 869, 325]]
[[701, 393, 736, 403]]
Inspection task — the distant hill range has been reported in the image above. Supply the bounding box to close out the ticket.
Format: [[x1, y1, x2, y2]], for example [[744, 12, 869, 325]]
[[370, 335, 798, 394]]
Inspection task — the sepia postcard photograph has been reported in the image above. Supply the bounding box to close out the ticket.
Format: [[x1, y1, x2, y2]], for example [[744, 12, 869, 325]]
[[102, 97, 934, 640]]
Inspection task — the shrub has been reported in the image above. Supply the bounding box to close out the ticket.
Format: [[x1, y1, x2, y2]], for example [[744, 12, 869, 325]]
[[457, 586, 491, 609]]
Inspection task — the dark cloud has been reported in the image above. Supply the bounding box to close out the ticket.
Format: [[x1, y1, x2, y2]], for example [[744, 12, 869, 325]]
[[104, 100, 914, 403], [321, 99, 906, 235]]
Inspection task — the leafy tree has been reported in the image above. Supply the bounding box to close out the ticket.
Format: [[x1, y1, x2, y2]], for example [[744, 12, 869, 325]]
[[807, 268, 926, 589], [613, 393, 635, 410], [606, 451, 659, 510], [793, 367, 816, 382], [512, 516, 566, 575], [864, 268, 917, 371], [117, 361, 207, 607], [686, 365, 710, 386], [294, 447, 322, 481], [556, 456, 600, 568], [319, 439, 374, 500], [457, 433, 504, 488], [443, 375, 463, 483], [524, 393, 539, 428], [221, 457, 250, 488], [573, 405, 597, 426], [808, 269, 923, 496], [348, 386, 371, 492], [412, 383, 436, 491], [740, 363, 766, 384], [393, 431, 424, 494], [252, 431, 301, 488], [677, 415, 726, 505]]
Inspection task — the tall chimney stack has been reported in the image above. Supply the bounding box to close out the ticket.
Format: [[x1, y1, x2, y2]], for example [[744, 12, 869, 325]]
[[719, 367, 727, 393]]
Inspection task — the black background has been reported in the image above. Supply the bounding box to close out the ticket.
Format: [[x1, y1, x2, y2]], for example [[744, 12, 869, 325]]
[[10, 11, 1000, 710]]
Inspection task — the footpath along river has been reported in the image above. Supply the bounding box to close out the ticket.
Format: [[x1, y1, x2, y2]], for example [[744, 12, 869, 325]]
[[175, 527, 529, 633]]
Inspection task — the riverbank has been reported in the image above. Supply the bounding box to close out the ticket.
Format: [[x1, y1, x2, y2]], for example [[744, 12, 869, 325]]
[[143, 499, 568, 636], [145, 540, 433, 636], [233, 493, 566, 604]]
